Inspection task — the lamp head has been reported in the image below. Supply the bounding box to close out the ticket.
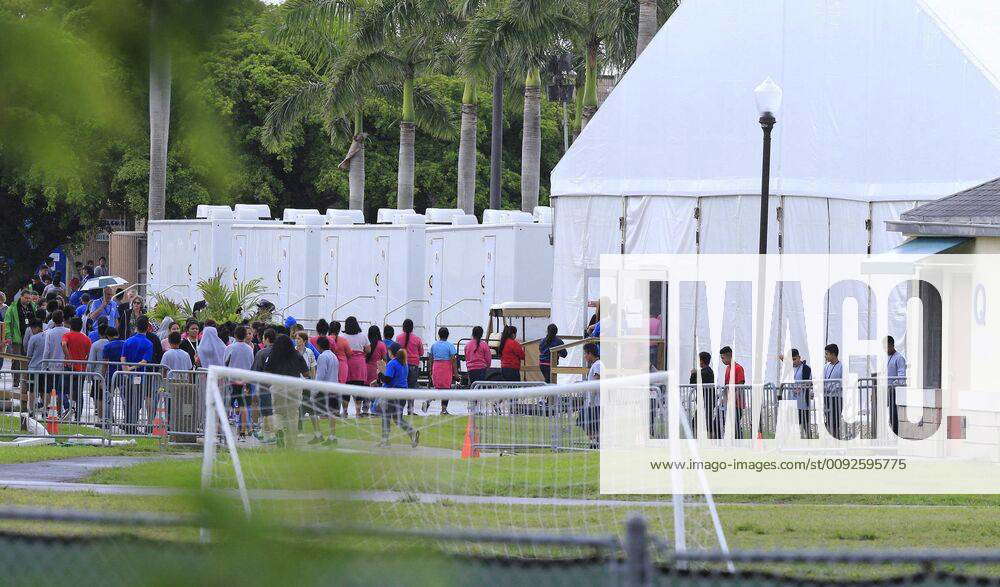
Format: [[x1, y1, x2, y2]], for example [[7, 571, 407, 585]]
[[754, 77, 783, 117]]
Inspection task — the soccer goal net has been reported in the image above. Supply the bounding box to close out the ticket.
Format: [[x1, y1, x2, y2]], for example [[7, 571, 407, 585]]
[[201, 366, 729, 560]]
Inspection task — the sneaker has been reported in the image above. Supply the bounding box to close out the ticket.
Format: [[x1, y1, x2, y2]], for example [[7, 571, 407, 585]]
[[440, 410, 450, 416], [377, 440, 390, 448], [260, 435, 277, 445], [411, 430, 420, 448], [307, 436, 323, 445], [322, 437, 338, 446]]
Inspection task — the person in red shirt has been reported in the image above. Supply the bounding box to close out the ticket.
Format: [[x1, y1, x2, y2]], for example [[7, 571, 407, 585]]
[[498, 325, 525, 382], [719, 345, 749, 439], [394, 318, 424, 415], [61, 316, 92, 422]]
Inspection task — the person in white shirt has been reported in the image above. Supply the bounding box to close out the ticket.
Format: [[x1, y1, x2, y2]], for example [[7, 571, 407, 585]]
[[577, 342, 602, 447], [309, 336, 340, 446], [885, 335, 907, 434], [823, 343, 844, 439]]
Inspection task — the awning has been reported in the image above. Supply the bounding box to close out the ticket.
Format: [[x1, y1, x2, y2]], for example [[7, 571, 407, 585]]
[[862, 237, 970, 275]]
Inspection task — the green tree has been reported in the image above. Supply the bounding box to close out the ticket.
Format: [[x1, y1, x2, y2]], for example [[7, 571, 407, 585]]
[[356, 0, 456, 209]]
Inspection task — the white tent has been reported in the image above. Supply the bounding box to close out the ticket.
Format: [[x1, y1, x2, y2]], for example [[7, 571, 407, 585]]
[[550, 0, 1000, 378]]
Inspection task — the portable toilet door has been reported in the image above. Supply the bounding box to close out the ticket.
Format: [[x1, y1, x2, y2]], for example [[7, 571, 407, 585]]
[[233, 232, 248, 285], [481, 234, 497, 323], [427, 236, 444, 330], [373, 235, 390, 324], [187, 229, 201, 301], [276, 234, 292, 312], [321, 233, 340, 319], [147, 228, 162, 297]]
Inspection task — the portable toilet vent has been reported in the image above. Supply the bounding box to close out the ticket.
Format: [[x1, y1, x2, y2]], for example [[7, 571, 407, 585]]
[[196, 205, 234, 219], [532, 206, 553, 224], [425, 208, 465, 224], [377, 208, 417, 224], [234, 204, 271, 219], [283, 208, 321, 222], [325, 209, 366, 225]]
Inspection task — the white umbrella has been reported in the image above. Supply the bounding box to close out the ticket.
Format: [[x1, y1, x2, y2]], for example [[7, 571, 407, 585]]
[[80, 275, 128, 291]]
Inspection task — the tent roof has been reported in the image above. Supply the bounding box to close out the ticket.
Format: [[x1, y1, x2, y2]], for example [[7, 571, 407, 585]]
[[551, 0, 1000, 202]]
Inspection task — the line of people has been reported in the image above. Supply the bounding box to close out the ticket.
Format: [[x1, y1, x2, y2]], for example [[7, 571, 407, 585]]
[[684, 338, 908, 439]]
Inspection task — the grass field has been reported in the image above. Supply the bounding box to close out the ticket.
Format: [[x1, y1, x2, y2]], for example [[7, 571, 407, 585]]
[[2, 412, 998, 581]]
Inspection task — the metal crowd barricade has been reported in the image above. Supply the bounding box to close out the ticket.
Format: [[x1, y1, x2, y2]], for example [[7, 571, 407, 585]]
[[107, 368, 167, 437], [165, 369, 208, 441], [0, 369, 107, 440], [468, 380, 589, 452]]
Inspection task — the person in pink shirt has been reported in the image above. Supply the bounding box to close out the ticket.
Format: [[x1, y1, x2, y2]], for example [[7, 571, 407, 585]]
[[342, 316, 370, 385], [309, 319, 336, 348], [364, 325, 388, 416], [463, 325, 493, 387], [330, 320, 352, 416], [394, 318, 423, 415]]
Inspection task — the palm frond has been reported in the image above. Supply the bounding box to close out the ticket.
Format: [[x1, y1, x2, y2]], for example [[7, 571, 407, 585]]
[[263, 80, 330, 148]]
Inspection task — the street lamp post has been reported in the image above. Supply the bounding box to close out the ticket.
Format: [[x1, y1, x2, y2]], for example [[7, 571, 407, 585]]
[[547, 54, 577, 153], [751, 77, 782, 413], [754, 77, 782, 254]]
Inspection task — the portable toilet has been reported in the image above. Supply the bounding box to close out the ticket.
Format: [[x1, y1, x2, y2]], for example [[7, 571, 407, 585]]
[[425, 210, 553, 344], [147, 207, 236, 305]]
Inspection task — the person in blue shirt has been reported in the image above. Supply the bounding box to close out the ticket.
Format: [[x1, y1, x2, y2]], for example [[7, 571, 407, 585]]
[[378, 348, 419, 448], [68, 289, 83, 308], [89, 316, 109, 342], [121, 316, 154, 364], [74, 293, 90, 316], [87, 287, 119, 329], [101, 327, 124, 421], [538, 324, 567, 384], [119, 316, 155, 432], [426, 327, 458, 415], [382, 325, 401, 358]]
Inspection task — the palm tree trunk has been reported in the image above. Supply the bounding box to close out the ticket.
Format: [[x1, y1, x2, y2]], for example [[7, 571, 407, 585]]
[[636, 0, 658, 58], [397, 75, 415, 210], [349, 109, 365, 212], [520, 68, 541, 213], [573, 84, 582, 141], [488, 69, 504, 210], [147, 0, 171, 224], [581, 45, 599, 130], [457, 77, 478, 215]]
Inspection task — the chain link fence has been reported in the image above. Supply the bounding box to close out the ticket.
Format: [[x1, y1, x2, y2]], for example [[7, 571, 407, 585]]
[[0, 507, 996, 586]]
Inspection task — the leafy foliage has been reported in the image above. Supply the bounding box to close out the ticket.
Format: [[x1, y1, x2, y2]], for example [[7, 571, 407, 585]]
[[150, 271, 267, 325]]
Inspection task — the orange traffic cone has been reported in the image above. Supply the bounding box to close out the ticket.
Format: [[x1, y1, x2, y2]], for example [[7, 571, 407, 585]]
[[152, 393, 167, 437], [45, 389, 59, 435], [460, 414, 480, 459]]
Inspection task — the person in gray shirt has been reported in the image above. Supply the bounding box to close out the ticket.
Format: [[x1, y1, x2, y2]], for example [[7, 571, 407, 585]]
[[161, 331, 194, 375], [39, 310, 70, 411], [823, 343, 844, 439], [224, 325, 255, 438], [23, 320, 45, 418]]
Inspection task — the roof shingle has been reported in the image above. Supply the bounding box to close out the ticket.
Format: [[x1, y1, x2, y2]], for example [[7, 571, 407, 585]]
[[900, 177, 1000, 224]]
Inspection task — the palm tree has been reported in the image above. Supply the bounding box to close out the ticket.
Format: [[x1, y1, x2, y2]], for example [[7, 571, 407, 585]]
[[464, 0, 564, 212], [635, 0, 657, 58], [456, 74, 478, 215], [266, 0, 452, 214], [148, 0, 170, 223], [264, 0, 369, 211], [357, 0, 456, 209]]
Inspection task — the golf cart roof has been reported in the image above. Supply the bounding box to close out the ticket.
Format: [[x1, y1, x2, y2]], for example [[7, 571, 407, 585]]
[[489, 302, 551, 317]]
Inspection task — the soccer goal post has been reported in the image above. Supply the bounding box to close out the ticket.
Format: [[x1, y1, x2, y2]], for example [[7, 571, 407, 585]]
[[200, 365, 730, 561]]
